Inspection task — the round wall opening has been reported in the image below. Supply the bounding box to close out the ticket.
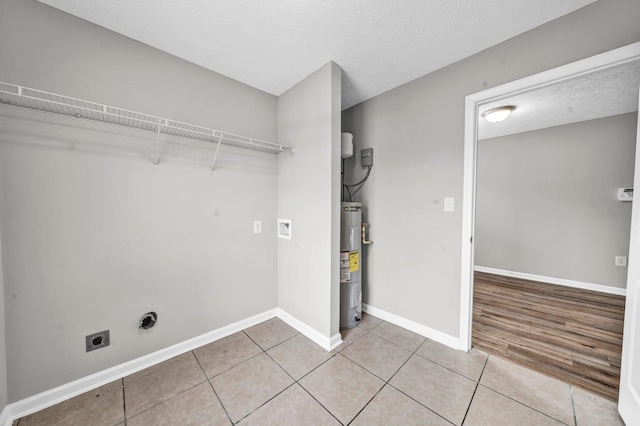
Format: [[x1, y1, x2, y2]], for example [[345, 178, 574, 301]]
[[139, 312, 158, 330]]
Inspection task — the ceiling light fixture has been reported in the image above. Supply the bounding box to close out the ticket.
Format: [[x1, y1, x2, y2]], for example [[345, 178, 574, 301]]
[[482, 105, 516, 123]]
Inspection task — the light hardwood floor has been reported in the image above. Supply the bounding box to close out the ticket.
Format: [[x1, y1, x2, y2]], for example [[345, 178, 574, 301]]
[[472, 271, 625, 401]]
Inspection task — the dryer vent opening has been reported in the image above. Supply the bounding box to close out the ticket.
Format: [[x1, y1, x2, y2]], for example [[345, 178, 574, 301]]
[[139, 312, 158, 330]]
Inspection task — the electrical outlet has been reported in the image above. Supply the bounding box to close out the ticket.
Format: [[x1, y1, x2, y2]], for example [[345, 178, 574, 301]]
[[253, 220, 262, 234], [615, 256, 627, 267], [86, 330, 110, 352]]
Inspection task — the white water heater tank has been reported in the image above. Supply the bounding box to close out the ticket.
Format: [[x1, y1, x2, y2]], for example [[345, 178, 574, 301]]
[[341, 132, 354, 159]]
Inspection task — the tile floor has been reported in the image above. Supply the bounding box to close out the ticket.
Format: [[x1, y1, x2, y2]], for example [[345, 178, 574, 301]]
[[13, 313, 625, 425]]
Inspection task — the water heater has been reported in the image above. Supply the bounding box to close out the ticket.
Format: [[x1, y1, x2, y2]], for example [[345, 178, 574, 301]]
[[340, 202, 362, 329]]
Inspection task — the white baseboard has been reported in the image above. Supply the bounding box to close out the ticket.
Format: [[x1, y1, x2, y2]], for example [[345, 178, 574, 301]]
[[5, 308, 278, 424], [0, 405, 10, 426], [276, 309, 342, 351], [362, 303, 461, 350], [474, 266, 626, 296], [329, 333, 343, 351]]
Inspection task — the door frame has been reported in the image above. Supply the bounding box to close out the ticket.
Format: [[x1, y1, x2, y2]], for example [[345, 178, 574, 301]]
[[459, 41, 640, 351]]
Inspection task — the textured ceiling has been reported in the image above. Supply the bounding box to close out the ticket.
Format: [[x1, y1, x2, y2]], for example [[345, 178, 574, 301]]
[[37, 0, 596, 110], [478, 60, 640, 140]]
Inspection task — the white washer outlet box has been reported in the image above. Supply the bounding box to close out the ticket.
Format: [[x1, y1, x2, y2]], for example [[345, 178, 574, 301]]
[[615, 256, 627, 267], [444, 197, 454, 212]]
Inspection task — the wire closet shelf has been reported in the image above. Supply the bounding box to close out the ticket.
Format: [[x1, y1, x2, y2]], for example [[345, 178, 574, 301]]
[[0, 81, 294, 167]]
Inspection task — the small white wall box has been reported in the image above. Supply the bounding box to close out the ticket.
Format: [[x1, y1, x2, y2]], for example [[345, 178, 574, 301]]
[[278, 219, 292, 239], [618, 187, 633, 202]]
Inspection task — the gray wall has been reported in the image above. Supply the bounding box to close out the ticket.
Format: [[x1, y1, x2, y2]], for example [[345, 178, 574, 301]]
[[277, 62, 342, 341], [0, 0, 279, 401], [0, 210, 6, 415], [342, 0, 640, 339], [475, 114, 637, 288]]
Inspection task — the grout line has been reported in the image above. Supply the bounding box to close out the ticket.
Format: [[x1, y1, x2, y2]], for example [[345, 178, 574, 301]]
[[229, 322, 340, 424], [376, 338, 455, 425], [411, 346, 488, 382], [253, 324, 344, 424], [231, 382, 299, 425], [122, 353, 209, 422], [298, 384, 344, 425], [480, 355, 576, 425], [260, 322, 374, 424], [367, 329, 425, 354], [242, 328, 302, 352], [477, 382, 574, 425], [262, 344, 300, 383], [206, 336, 269, 425], [121, 378, 127, 425], [209, 380, 234, 425], [345, 323, 426, 424], [460, 376, 481, 424], [192, 348, 211, 377], [218, 325, 301, 424], [571, 386, 578, 426], [191, 349, 235, 425], [124, 378, 208, 421], [459, 352, 491, 425], [385, 383, 456, 426]]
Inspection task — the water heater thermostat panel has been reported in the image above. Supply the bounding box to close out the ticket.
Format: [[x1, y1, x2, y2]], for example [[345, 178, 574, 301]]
[[618, 187, 633, 202], [361, 148, 374, 167]]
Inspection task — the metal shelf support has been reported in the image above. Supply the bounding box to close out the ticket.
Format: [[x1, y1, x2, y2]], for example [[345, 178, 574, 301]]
[[210, 134, 223, 172]]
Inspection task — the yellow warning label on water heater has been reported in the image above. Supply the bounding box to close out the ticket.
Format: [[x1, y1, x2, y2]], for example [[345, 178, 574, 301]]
[[349, 250, 360, 272]]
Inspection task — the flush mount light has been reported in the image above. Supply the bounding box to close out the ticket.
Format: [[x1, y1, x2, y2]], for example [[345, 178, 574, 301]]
[[482, 105, 516, 123]]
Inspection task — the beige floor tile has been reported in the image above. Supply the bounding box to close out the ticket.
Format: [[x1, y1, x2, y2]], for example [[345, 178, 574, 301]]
[[351, 385, 451, 425], [300, 354, 384, 424], [358, 312, 383, 330], [237, 384, 340, 426], [124, 352, 207, 418], [243, 318, 299, 350], [336, 325, 367, 351], [194, 331, 262, 378], [370, 321, 425, 352], [342, 333, 412, 380], [573, 387, 624, 426], [416, 340, 487, 381], [464, 386, 564, 426], [479, 356, 574, 425], [211, 352, 294, 423], [267, 334, 334, 380], [18, 381, 124, 426], [18, 319, 624, 426], [127, 382, 230, 426], [389, 355, 475, 426]]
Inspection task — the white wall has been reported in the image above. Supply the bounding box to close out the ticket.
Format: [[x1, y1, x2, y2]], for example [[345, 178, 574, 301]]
[[0, 0, 279, 401], [342, 0, 640, 339], [277, 62, 342, 343], [475, 114, 637, 289]]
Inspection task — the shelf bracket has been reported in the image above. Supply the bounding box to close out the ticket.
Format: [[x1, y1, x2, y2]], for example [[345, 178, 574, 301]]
[[210, 133, 222, 172], [154, 121, 163, 169]]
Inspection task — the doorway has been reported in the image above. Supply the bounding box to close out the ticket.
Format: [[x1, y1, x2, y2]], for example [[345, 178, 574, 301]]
[[459, 41, 640, 403]]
